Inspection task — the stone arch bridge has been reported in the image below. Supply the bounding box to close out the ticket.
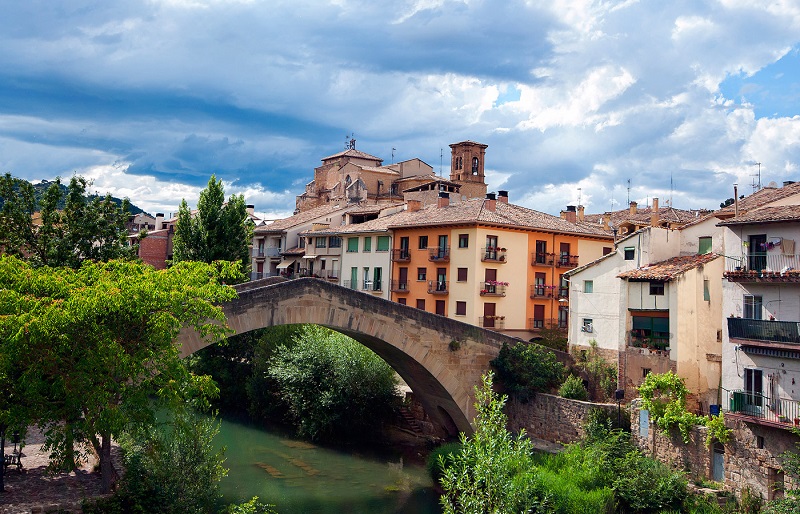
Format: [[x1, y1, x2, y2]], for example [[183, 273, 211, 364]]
[[177, 277, 549, 435]]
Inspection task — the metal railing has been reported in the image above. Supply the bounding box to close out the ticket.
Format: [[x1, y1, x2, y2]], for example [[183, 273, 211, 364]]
[[361, 280, 383, 292], [479, 316, 505, 330], [391, 249, 411, 262], [390, 280, 409, 292], [628, 330, 671, 351], [428, 247, 450, 262], [558, 286, 569, 299], [727, 318, 800, 344], [529, 318, 545, 329], [482, 249, 507, 262], [480, 282, 507, 296], [724, 253, 800, 274], [342, 280, 358, 290], [556, 254, 580, 268], [427, 280, 449, 294], [723, 388, 800, 425], [531, 252, 555, 266]]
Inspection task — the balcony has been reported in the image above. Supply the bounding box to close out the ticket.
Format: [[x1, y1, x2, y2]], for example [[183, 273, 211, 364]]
[[428, 247, 450, 262], [556, 254, 580, 268], [427, 280, 449, 295], [482, 248, 507, 263], [391, 249, 411, 262], [390, 280, 410, 293], [723, 253, 800, 282], [722, 389, 800, 429], [479, 316, 505, 330], [558, 286, 569, 300], [361, 281, 384, 293], [529, 318, 545, 329], [628, 330, 671, 351], [531, 252, 555, 266], [317, 270, 339, 281], [342, 280, 358, 290], [480, 281, 507, 297], [727, 317, 800, 346], [529, 284, 555, 298]]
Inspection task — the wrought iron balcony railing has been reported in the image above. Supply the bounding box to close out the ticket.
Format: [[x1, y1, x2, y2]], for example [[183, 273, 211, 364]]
[[628, 330, 671, 351], [482, 248, 507, 263], [531, 252, 555, 266], [428, 247, 451, 262], [479, 316, 505, 330], [480, 281, 507, 296], [427, 280, 449, 294], [727, 317, 800, 345], [722, 388, 800, 427], [556, 254, 580, 268], [724, 253, 800, 281], [390, 280, 409, 293], [391, 249, 411, 262]]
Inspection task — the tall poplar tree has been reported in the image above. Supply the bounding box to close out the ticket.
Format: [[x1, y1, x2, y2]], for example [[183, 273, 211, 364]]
[[172, 175, 252, 281]]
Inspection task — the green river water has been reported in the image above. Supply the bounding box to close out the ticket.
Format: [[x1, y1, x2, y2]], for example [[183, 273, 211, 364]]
[[215, 416, 443, 513]]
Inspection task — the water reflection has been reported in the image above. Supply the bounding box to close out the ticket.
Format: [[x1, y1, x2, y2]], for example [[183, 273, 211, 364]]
[[215, 416, 442, 513]]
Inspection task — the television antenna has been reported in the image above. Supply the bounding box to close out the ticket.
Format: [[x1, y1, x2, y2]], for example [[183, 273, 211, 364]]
[[751, 162, 762, 192]]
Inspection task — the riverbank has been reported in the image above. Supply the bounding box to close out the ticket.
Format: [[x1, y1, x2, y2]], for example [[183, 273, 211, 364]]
[[0, 427, 119, 514]]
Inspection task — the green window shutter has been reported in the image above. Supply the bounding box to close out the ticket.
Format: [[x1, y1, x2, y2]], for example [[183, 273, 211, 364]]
[[347, 237, 358, 252], [699, 237, 712, 255], [363, 237, 372, 252], [377, 236, 390, 251]]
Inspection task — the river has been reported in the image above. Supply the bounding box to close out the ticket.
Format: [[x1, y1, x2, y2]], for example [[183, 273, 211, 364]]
[[215, 416, 443, 513]]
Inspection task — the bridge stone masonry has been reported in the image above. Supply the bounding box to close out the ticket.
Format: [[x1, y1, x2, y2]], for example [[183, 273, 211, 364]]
[[177, 277, 559, 436]]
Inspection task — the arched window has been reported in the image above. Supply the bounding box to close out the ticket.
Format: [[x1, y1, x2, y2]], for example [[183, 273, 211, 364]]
[[472, 157, 479, 174], [345, 175, 352, 188]]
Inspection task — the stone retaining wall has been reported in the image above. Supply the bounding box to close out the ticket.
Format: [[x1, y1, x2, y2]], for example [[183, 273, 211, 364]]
[[506, 393, 618, 444]]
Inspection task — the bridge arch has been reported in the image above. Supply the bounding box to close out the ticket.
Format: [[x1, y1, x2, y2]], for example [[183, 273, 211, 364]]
[[177, 278, 528, 435]]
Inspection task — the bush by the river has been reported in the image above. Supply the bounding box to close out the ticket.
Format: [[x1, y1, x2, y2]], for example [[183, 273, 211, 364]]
[[490, 342, 565, 402], [426, 441, 463, 484]]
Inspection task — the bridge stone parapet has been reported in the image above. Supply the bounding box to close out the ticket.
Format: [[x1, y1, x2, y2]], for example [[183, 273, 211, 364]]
[[178, 277, 544, 436]]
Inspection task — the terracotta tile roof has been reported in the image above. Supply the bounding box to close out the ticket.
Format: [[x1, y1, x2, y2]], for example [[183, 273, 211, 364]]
[[717, 205, 800, 226], [282, 246, 306, 256], [254, 204, 349, 234], [617, 253, 720, 281], [717, 182, 800, 217], [386, 198, 612, 237], [584, 205, 709, 227], [321, 148, 383, 162]]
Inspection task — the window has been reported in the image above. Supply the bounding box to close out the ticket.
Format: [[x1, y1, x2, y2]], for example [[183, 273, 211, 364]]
[[703, 279, 710, 301], [316, 237, 326, 248], [558, 306, 569, 328], [417, 267, 427, 281], [582, 318, 593, 332], [363, 237, 372, 253], [649, 281, 665, 295], [632, 315, 669, 346], [472, 157, 479, 174], [584, 280, 593, 293], [456, 301, 467, 316], [329, 236, 341, 248], [397, 297, 407, 305], [347, 237, 359, 252], [485, 235, 498, 251], [458, 234, 469, 248], [744, 368, 763, 407], [744, 295, 763, 320], [603, 246, 613, 255], [533, 305, 545, 328], [642, 368, 651, 378], [416, 299, 426, 310], [419, 236, 428, 249], [535, 240, 547, 264], [624, 247, 635, 260], [699, 236, 712, 255], [457, 267, 468, 282], [373, 267, 382, 291], [362, 267, 370, 290], [376, 235, 390, 252], [435, 300, 445, 315]]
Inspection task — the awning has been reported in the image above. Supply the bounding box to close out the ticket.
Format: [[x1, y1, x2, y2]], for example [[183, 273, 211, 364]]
[[277, 258, 298, 269]]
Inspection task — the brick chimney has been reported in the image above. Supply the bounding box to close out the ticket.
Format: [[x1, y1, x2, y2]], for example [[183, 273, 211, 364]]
[[577, 205, 585, 222], [485, 193, 496, 212], [246, 204, 255, 216], [155, 212, 165, 230], [437, 191, 450, 208], [561, 205, 577, 224], [602, 212, 611, 231], [498, 190, 509, 203], [629, 201, 637, 215], [650, 198, 659, 227], [407, 200, 422, 212]]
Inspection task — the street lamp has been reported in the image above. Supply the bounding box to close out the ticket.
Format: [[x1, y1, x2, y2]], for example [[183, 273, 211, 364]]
[[615, 389, 625, 428]]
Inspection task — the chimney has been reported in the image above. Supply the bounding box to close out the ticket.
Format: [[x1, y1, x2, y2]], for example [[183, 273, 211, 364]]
[[650, 198, 659, 227], [602, 212, 611, 231], [784, 181, 796, 187], [577, 205, 585, 222], [407, 200, 422, 212], [437, 191, 450, 208], [733, 184, 739, 218], [629, 201, 637, 215], [562, 205, 577, 224], [246, 204, 255, 216], [155, 212, 165, 230], [485, 193, 496, 212], [498, 190, 509, 203]]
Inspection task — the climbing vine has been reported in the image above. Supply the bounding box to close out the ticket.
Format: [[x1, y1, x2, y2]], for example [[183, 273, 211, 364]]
[[638, 371, 732, 445]]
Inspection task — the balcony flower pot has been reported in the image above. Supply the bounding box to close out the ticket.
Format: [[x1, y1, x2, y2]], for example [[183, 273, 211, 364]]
[[794, 418, 799, 427]]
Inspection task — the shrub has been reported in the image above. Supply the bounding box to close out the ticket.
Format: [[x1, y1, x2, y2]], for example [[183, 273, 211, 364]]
[[426, 442, 462, 484], [612, 451, 687, 513], [490, 342, 565, 402], [559, 374, 588, 401]]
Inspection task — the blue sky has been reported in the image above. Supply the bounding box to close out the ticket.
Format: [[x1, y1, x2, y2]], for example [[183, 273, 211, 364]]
[[1, 0, 799, 219]]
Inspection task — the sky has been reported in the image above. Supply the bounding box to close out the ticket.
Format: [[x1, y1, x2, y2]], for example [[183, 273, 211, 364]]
[[1, 0, 799, 220]]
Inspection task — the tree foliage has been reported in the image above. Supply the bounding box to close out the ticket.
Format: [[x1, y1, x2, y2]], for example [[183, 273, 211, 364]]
[[490, 342, 565, 402], [559, 374, 589, 401], [0, 173, 135, 268], [172, 175, 252, 280], [0, 256, 238, 491], [266, 325, 399, 441]]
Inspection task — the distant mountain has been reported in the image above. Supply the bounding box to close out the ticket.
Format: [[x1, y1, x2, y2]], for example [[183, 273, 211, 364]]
[[1, 178, 147, 216]]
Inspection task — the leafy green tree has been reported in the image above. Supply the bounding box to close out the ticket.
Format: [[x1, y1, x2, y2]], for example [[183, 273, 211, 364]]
[[559, 374, 589, 401], [267, 325, 399, 441], [0, 173, 135, 268], [439, 372, 552, 513], [172, 175, 252, 280], [490, 342, 565, 402], [0, 256, 238, 492]]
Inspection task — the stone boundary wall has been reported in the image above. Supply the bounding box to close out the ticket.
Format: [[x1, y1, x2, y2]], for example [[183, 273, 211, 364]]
[[630, 401, 800, 501], [506, 393, 618, 444]]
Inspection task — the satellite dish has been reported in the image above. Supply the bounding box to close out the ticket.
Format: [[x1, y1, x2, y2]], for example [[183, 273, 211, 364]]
[[767, 181, 778, 188]]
